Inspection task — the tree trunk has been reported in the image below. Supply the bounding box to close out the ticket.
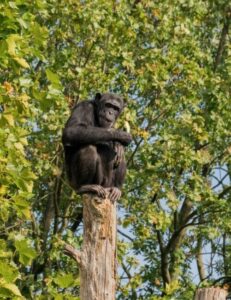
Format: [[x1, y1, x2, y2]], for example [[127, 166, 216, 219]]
[[194, 287, 228, 300], [64, 193, 117, 300]]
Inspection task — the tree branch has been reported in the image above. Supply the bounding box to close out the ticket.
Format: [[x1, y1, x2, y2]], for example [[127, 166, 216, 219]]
[[156, 230, 171, 285], [214, 9, 230, 71], [196, 234, 206, 281], [218, 186, 231, 199], [63, 244, 82, 265], [118, 229, 134, 242]]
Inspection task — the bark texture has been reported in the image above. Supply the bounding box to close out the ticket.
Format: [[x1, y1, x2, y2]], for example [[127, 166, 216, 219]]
[[65, 193, 117, 300], [194, 287, 228, 300]]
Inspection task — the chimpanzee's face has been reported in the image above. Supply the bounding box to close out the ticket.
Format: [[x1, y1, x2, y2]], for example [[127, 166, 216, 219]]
[[95, 93, 123, 128]]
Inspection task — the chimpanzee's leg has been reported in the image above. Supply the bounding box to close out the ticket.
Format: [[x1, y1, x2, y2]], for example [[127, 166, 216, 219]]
[[71, 145, 98, 185], [114, 158, 126, 188], [70, 145, 106, 198], [105, 145, 126, 202]]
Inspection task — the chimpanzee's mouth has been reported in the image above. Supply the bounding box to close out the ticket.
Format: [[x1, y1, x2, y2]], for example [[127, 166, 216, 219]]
[[99, 115, 113, 126], [102, 117, 112, 123]]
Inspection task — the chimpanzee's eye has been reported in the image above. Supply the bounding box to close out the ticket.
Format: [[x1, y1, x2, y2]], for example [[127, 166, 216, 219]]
[[114, 106, 120, 113], [105, 103, 120, 112]]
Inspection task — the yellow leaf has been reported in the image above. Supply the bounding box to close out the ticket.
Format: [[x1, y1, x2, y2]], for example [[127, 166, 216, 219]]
[[124, 121, 131, 133], [0, 157, 7, 163], [6, 35, 17, 56], [13, 57, 30, 68], [20, 137, 28, 146], [165, 280, 179, 295], [52, 166, 62, 177], [167, 191, 176, 201], [0, 185, 7, 194], [197, 149, 211, 164], [154, 278, 161, 286], [14, 142, 25, 154], [19, 93, 29, 108], [3, 114, 15, 126], [3, 81, 14, 94], [140, 130, 149, 139], [150, 216, 158, 225], [24, 181, 34, 193], [21, 208, 31, 219]]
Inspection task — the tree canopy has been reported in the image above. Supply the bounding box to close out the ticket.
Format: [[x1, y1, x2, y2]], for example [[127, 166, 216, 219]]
[[0, 0, 230, 299]]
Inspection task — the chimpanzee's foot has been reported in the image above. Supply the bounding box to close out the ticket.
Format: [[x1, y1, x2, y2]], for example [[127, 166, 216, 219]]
[[105, 187, 121, 203], [78, 185, 106, 198]]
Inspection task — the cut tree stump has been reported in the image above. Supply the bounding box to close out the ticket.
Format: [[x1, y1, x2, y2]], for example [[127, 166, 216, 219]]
[[194, 287, 228, 300], [64, 193, 117, 300]]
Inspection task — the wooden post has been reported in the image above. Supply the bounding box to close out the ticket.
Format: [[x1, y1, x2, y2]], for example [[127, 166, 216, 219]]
[[194, 287, 228, 300], [64, 193, 117, 300]]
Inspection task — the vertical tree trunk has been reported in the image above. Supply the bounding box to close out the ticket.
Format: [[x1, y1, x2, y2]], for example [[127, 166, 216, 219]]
[[64, 193, 117, 300], [194, 287, 228, 300]]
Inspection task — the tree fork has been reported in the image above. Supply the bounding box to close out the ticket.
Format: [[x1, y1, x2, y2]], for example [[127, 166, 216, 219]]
[[64, 193, 117, 300]]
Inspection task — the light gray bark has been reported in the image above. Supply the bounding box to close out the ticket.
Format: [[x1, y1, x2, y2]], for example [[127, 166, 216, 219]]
[[194, 287, 228, 300], [65, 194, 117, 300]]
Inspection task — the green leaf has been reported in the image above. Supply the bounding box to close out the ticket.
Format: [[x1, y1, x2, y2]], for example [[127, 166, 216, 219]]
[[14, 239, 37, 265], [0, 279, 22, 298], [45, 69, 61, 87], [0, 262, 20, 283], [53, 273, 75, 288]]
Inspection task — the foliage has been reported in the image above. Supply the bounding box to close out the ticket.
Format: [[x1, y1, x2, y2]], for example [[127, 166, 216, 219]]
[[0, 0, 230, 299]]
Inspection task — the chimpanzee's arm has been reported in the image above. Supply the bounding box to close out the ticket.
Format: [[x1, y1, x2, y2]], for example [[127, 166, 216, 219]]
[[62, 101, 131, 146]]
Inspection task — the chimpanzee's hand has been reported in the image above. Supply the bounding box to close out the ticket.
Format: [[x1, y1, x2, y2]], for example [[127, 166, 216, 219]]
[[78, 184, 106, 198], [105, 187, 122, 203], [114, 130, 132, 146]]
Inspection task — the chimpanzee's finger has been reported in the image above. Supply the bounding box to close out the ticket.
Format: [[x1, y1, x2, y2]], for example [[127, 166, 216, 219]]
[[98, 187, 106, 198], [110, 188, 121, 203]]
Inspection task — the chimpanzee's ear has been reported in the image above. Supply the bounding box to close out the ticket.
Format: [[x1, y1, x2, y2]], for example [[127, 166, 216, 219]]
[[95, 93, 102, 104]]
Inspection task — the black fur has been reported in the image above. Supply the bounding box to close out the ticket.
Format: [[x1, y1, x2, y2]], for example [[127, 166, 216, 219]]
[[62, 93, 132, 201]]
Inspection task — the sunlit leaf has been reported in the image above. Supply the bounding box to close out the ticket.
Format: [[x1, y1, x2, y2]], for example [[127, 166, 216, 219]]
[[13, 57, 30, 69]]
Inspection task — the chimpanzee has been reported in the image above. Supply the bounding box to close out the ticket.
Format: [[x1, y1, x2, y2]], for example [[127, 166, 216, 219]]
[[62, 93, 132, 202]]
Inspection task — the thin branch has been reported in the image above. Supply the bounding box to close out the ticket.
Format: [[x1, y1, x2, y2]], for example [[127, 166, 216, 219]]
[[212, 173, 229, 190], [151, 192, 158, 204], [63, 244, 82, 265], [121, 262, 138, 299], [222, 233, 228, 276], [121, 262, 132, 279], [118, 229, 134, 242], [156, 230, 164, 254], [218, 186, 231, 199], [127, 138, 143, 167], [213, 276, 231, 285], [0, 221, 23, 235], [82, 39, 98, 69]]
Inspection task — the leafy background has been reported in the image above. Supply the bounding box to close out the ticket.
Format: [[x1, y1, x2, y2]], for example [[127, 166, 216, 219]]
[[0, 0, 230, 299]]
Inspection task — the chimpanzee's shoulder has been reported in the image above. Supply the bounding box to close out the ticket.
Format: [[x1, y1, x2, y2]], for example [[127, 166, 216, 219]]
[[72, 100, 94, 111]]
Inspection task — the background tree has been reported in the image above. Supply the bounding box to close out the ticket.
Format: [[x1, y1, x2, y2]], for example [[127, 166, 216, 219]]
[[0, 0, 230, 299]]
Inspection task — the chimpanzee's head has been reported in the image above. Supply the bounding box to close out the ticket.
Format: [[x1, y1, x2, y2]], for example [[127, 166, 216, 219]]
[[94, 93, 124, 128]]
